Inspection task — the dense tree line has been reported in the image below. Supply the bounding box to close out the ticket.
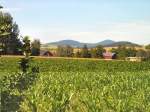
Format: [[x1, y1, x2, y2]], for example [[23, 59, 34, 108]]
[[111, 45, 150, 60], [56, 44, 105, 58], [57, 45, 73, 57], [90, 45, 105, 58], [111, 46, 137, 59], [56, 44, 150, 60]]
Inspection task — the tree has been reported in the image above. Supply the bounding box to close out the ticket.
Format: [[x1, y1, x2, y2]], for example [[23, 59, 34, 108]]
[[22, 36, 31, 58], [117, 46, 128, 59], [19, 36, 40, 73], [81, 44, 91, 58], [136, 49, 150, 60], [91, 45, 105, 58], [136, 49, 147, 57], [126, 48, 137, 57], [0, 9, 22, 55], [7, 22, 22, 54], [31, 39, 41, 56], [0, 6, 10, 36], [65, 45, 73, 57], [145, 44, 150, 50], [90, 48, 97, 58], [96, 45, 105, 58], [0, 6, 3, 9], [111, 46, 137, 59], [57, 45, 65, 57], [57, 45, 73, 57]]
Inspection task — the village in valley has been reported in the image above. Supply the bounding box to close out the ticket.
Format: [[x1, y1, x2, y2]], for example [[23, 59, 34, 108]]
[[39, 40, 150, 62]]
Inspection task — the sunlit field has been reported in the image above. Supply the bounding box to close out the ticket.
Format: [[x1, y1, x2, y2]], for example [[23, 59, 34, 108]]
[[1, 57, 150, 112]]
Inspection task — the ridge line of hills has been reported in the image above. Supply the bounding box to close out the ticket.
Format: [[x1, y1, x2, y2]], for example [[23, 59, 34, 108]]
[[42, 39, 141, 48]]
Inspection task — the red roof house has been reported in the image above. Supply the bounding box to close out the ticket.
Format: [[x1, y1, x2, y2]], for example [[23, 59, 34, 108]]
[[103, 52, 116, 59], [40, 50, 53, 57]]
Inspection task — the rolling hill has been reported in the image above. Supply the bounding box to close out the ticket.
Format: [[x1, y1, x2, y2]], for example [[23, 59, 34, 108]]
[[105, 41, 141, 47], [43, 39, 141, 48]]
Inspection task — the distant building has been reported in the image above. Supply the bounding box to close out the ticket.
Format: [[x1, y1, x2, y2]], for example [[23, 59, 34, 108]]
[[40, 50, 53, 56], [125, 57, 145, 62], [103, 52, 116, 59]]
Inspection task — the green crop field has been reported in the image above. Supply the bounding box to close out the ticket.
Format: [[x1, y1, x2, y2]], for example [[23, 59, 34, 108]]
[[1, 57, 150, 112]]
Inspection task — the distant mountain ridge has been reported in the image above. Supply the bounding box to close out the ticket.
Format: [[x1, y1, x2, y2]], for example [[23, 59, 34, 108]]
[[49, 40, 83, 47], [105, 41, 141, 47], [96, 40, 115, 46], [43, 39, 141, 48]]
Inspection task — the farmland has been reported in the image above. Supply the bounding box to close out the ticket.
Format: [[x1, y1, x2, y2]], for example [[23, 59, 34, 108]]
[[1, 57, 150, 112]]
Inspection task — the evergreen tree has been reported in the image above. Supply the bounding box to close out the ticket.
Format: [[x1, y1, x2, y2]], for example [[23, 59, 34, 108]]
[[0, 8, 22, 55]]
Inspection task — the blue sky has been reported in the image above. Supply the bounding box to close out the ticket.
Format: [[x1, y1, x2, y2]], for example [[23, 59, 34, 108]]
[[1, 0, 150, 44]]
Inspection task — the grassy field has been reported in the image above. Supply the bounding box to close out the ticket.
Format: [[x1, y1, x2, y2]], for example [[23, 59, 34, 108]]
[[1, 57, 150, 112]]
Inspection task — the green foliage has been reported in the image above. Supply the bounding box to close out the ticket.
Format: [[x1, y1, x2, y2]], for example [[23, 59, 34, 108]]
[[31, 39, 41, 56], [65, 45, 74, 57], [19, 58, 30, 73], [90, 48, 97, 58], [145, 44, 150, 50], [111, 46, 137, 59], [126, 48, 137, 57], [91, 45, 105, 58], [1, 57, 39, 112], [1, 57, 150, 111], [96, 45, 105, 57], [57, 45, 73, 57], [0, 11, 22, 55], [0, 36, 40, 111], [136, 49, 147, 57], [81, 44, 91, 58], [22, 36, 31, 58], [1, 68, 39, 112]]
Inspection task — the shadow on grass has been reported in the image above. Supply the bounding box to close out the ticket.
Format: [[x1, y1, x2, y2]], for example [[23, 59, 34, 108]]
[[1, 67, 39, 112], [1, 91, 23, 112]]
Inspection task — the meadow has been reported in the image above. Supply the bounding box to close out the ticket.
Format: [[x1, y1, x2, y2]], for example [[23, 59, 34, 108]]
[[1, 57, 150, 112]]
